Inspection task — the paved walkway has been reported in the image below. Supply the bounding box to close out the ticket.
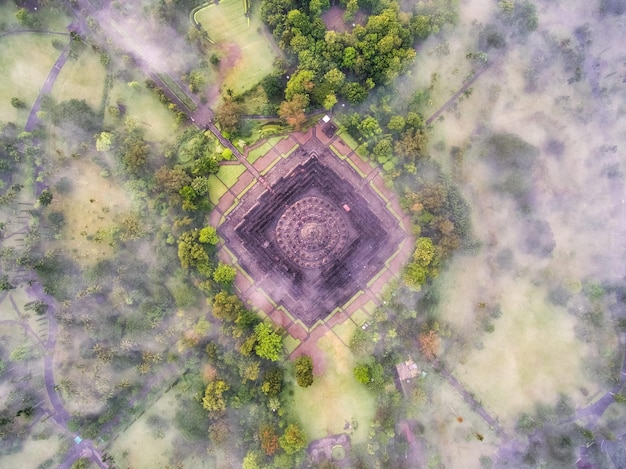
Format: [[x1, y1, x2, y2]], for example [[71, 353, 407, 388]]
[[25, 40, 72, 131]]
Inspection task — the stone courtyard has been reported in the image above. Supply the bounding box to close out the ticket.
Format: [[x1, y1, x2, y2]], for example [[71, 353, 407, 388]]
[[212, 121, 413, 348]]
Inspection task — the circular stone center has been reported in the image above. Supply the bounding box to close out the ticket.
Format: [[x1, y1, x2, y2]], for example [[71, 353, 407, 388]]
[[276, 196, 348, 269], [300, 222, 322, 242]]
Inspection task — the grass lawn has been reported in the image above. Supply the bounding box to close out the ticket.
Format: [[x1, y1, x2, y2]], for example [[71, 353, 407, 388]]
[[52, 46, 106, 110], [336, 130, 360, 151], [195, 0, 248, 43], [450, 277, 594, 427], [105, 80, 179, 143], [195, 0, 278, 93], [0, 33, 62, 126], [208, 174, 229, 205], [247, 141, 274, 163], [289, 333, 375, 444], [217, 164, 246, 187], [50, 160, 133, 268], [331, 319, 357, 345]]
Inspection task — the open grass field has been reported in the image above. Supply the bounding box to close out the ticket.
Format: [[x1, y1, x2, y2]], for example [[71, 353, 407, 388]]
[[109, 389, 179, 469], [195, 0, 277, 93], [105, 80, 180, 143], [50, 160, 133, 268], [194, 0, 249, 43], [0, 33, 62, 126], [418, 373, 499, 469], [290, 333, 375, 444], [442, 269, 595, 427], [52, 47, 106, 110]]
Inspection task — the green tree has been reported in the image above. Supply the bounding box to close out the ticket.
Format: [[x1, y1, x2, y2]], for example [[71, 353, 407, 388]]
[[213, 262, 237, 285], [243, 451, 261, 469], [202, 379, 230, 413], [119, 123, 149, 174], [279, 423, 307, 454], [324, 68, 345, 90], [212, 291, 242, 321], [177, 230, 210, 272], [413, 237, 435, 266], [16, 8, 39, 28], [357, 116, 382, 139], [261, 367, 284, 396], [10, 97, 26, 109], [353, 363, 371, 384], [254, 322, 283, 361], [198, 226, 219, 244], [387, 115, 406, 133], [155, 166, 192, 193], [295, 355, 314, 387], [285, 69, 315, 100], [96, 131, 115, 152], [0, 275, 14, 291], [342, 81, 368, 104], [38, 189, 53, 207], [403, 262, 427, 290]]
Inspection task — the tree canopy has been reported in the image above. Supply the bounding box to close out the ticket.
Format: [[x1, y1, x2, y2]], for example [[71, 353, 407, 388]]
[[295, 355, 314, 387], [254, 322, 283, 361]]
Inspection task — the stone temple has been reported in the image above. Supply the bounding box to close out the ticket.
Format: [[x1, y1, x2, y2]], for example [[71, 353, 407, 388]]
[[217, 124, 409, 330]]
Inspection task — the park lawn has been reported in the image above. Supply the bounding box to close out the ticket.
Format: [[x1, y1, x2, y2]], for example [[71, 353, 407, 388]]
[[52, 46, 106, 110], [208, 174, 229, 206], [0, 33, 62, 126], [216, 164, 246, 188], [0, 420, 65, 469], [450, 277, 594, 427], [195, 0, 248, 43], [417, 373, 499, 468], [50, 160, 133, 268], [290, 333, 376, 444], [109, 387, 179, 469], [195, 0, 277, 93], [105, 80, 179, 144]]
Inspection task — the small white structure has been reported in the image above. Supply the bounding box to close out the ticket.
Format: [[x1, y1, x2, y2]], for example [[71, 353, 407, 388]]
[[322, 115, 331, 123]]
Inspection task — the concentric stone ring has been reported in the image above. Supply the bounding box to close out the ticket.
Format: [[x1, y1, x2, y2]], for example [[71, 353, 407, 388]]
[[276, 196, 348, 268]]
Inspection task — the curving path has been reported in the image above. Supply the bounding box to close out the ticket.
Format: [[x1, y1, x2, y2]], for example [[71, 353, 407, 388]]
[[25, 36, 72, 131]]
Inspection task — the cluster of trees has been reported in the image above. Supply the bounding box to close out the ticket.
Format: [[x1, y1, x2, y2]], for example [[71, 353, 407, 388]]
[[174, 291, 310, 467], [345, 299, 452, 465], [399, 170, 473, 289], [338, 107, 428, 174], [260, 0, 457, 129]]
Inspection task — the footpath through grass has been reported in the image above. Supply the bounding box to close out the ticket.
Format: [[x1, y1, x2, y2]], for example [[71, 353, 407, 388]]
[[0, 34, 61, 126], [52, 47, 107, 109]]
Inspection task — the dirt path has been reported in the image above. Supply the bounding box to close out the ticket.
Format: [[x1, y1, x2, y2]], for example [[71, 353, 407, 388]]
[[430, 357, 509, 439], [425, 60, 493, 126], [0, 29, 70, 39]]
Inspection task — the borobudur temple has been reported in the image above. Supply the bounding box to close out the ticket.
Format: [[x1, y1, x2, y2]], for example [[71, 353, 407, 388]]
[[218, 125, 408, 329]]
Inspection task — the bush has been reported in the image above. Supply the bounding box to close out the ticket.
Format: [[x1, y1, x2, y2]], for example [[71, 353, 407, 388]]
[[295, 355, 313, 387]]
